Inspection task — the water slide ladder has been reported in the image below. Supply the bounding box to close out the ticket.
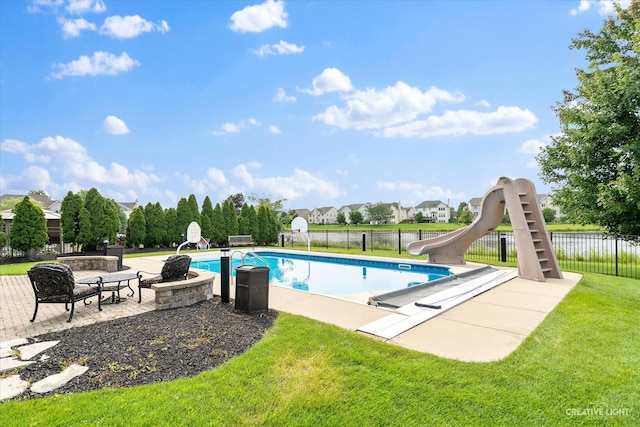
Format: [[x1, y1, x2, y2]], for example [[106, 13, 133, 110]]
[[502, 178, 562, 281]]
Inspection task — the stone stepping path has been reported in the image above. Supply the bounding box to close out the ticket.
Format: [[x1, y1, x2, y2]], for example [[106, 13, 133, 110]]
[[0, 338, 88, 401]]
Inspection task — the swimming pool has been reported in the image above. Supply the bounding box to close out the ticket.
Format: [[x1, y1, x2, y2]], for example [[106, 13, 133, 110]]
[[191, 251, 451, 297]]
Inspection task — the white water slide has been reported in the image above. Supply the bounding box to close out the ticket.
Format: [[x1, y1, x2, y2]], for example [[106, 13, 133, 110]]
[[407, 177, 562, 282]]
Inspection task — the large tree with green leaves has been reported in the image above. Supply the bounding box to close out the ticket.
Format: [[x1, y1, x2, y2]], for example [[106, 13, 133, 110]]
[[164, 207, 180, 246], [60, 191, 83, 248], [365, 202, 393, 224], [82, 189, 120, 249], [222, 199, 239, 238], [127, 206, 146, 248], [144, 202, 166, 247], [200, 196, 215, 240], [537, 1, 640, 237], [9, 196, 48, 257]]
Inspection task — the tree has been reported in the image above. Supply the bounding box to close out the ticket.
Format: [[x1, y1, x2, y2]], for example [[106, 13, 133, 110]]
[[187, 194, 201, 225], [127, 206, 146, 248], [458, 209, 474, 225], [212, 203, 226, 245], [537, 1, 640, 237], [256, 205, 278, 245], [365, 202, 393, 224], [542, 207, 556, 224], [238, 203, 252, 235], [10, 196, 48, 258], [225, 193, 245, 214], [349, 210, 364, 225], [201, 196, 215, 241], [222, 199, 239, 238], [60, 191, 83, 249], [414, 211, 424, 223], [336, 212, 347, 225], [457, 202, 468, 219], [82, 189, 119, 249], [164, 207, 179, 246], [76, 207, 93, 250], [144, 202, 166, 247]]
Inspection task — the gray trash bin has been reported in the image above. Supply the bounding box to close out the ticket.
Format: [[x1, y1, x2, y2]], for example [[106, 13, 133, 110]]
[[235, 265, 269, 313], [106, 245, 124, 271]]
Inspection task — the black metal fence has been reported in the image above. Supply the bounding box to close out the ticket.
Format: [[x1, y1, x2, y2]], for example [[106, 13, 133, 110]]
[[282, 230, 640, 280]]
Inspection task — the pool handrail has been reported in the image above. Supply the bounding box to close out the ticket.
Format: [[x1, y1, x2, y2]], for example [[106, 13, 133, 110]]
[[230, 250, 269, 267]]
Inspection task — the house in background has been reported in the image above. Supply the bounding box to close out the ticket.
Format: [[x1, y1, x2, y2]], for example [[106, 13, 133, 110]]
[[387, 202, 413, 223], [414, 200, 450, 223], [294, 208, 311, 222], [337, 203, 367, 224], [537, 194, 562, 220], [309, 207, 338, 224]]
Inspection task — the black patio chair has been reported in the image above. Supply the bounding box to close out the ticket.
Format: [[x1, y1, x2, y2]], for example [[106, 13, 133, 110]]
[[27, 263, 102, 323], [137, 254, 192, 303]]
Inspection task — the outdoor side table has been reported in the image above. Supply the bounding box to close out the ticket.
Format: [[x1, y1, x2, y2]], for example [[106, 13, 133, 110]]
[[78, 271, 139, 304]]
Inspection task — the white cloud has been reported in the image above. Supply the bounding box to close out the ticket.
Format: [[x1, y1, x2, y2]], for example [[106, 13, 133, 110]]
[[232, 165, 341, 200], [520, 138, 546, 155], [252, 40, 304, 57], [300, 67, 353, 96], [0, 139, 30, 153], [66, 0, 106, 14], [212, 122, 241, 136], [570, 0, 631, 15], [379, 106, 537, 138], [570, 0, 592, 14], [27, 0, 105, 15], [476, 99, 491, 107], [376, 180, 465, 202], [212, 119, 262, 136], [313, 81, 465, 130], [58, 17, 96, 38], [274, 88, 296, 102], [268, 125, 282, 134], [1, 136, 160, 194], [50, 51, 140, 78], [100, 15, 170, 39], [103, 115, 130, 135], [229, 0, 287, 33]]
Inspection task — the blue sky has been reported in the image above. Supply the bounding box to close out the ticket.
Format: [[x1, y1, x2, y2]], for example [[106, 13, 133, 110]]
[[0, 0, 630, 211]]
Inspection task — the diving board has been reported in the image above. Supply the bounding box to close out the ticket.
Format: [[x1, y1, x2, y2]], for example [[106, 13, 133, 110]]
[[358, 269, 517, 340]]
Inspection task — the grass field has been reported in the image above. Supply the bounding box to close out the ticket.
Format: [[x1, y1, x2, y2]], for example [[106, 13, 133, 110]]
[[0, 272, 638, 426]]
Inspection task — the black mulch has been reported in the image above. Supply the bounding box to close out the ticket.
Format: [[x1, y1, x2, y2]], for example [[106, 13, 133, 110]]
[[9, 298, 277, 401]]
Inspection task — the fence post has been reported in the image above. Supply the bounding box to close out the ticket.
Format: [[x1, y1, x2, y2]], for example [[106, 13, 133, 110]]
[[615, 236, 619, 277], [326, 230, 329, 249], [500, 233, 507, 262], [398, 229, 402, 254], [362, 232, 366, 252]]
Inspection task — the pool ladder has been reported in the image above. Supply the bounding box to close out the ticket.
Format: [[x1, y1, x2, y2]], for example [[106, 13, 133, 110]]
[[231, 250, 269, 267]]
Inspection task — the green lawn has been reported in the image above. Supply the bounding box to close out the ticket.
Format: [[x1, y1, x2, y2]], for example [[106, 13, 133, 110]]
[[1, 273, 637, 426]]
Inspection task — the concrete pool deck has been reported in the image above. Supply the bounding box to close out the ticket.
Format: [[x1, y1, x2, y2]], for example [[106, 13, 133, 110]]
[[1, 253, 582, 362]]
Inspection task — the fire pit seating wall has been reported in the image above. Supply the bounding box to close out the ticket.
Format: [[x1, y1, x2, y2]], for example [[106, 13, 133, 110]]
[[57, 255, 119, 273], [150, 269, 216, 310]]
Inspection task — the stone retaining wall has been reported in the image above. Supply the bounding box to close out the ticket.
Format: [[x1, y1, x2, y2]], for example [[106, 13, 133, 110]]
[[57, 256, 119, 273], [151, 270, 216, 310]]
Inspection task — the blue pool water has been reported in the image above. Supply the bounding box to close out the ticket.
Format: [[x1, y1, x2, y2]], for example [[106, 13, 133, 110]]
[[191, 251, 451, 296]]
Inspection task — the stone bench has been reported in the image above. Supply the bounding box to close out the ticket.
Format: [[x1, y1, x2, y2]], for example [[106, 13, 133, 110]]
[[151, 270, 216, 310], [57, 256, 119, 273]]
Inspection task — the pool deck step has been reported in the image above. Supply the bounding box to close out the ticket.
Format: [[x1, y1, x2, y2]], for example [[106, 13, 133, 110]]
[[357, 269, 517, 339]]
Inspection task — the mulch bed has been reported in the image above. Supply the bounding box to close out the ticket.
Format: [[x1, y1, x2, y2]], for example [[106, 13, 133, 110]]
[[10, 298, 277, 401]]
